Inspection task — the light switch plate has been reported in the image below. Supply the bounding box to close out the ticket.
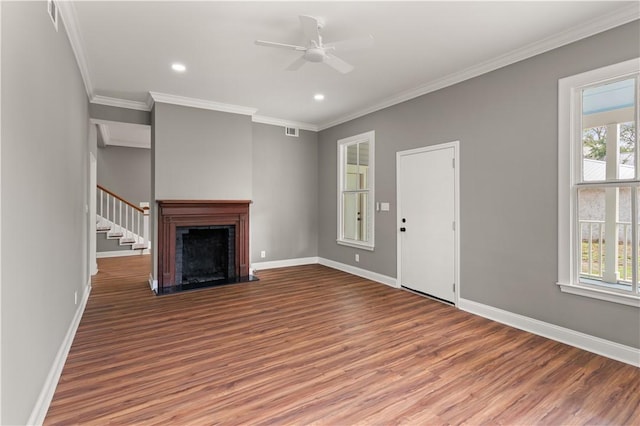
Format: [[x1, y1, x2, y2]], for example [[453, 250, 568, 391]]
[[380, 202, 390, 211]]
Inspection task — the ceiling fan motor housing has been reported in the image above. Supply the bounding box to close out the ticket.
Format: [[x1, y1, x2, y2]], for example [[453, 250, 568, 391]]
[[304, 48, 326, 62]]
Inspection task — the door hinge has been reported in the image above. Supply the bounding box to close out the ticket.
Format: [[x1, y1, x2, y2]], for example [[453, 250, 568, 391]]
[[453, 283, 456, 292], [452, 158, 455, 168], [452, 221, 456, 231]]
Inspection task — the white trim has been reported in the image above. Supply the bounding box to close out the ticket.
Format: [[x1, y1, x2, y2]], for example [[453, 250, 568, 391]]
[[0, 3, 3, 420], [96, 123, 110, 147], [458, 298, 640, 367], [396, 141, 461, 304], [27, 280, 92, 425], [90, 95, 150, 112], [149, 92, 258, 116], [55, 0, 93, 98], [252, 115, 318, 132], [558, 58, 640, 304], [318, 257, 396, 288], [318, 4, 640, 131], [558, 282, 640, 307], [97, 249, 150, 258], [149, 273, 158, 292], [251, 256, 319, 272]]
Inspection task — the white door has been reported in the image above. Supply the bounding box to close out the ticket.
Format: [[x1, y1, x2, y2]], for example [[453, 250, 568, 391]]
[[397, 143, 457, 303]]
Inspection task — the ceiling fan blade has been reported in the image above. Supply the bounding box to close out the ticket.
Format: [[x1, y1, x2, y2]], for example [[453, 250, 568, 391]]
[[255, 40, 306, 51], [299, 15, 321, 45], [286, 56, 307, 71], [325, 35, 374, 52], [323, 54, 354, 74]]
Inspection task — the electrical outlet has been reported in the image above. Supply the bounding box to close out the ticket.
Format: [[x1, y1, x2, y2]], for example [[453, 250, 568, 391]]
[[260, 250, 266, 258], [355, 254, 359, 262], [74, 291, 78, 305]]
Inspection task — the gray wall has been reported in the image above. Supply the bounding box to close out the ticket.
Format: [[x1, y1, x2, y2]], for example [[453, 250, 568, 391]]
[[153, 103, 252, 200], [97, 145, 150, 206], [90, 103, 150, 125], [1, 2, 90, 424], [252, 124, 318, 263], [318, 21, 640, 348]]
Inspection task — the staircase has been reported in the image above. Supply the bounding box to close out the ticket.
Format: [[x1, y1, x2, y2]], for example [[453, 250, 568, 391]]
[[97, 185, 149, 253]]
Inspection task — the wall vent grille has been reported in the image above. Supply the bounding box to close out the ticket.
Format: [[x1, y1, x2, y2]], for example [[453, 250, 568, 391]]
[[285, 127, 299, 137]]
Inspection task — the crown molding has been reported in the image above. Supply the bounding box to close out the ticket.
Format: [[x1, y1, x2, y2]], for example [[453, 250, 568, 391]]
[[149, 92, 258, 116], [107, 138, 151, 150], [252, 115, 318, 132], [91, 95, 150, 112], [318, 3, 640, 131], [96, 123, 110, 147], [56, 0, 93, 99]]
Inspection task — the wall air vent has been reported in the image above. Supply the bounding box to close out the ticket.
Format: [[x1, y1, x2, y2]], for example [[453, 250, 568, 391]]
[[285, 126, 299, 137], [48, 0, 58, 32]]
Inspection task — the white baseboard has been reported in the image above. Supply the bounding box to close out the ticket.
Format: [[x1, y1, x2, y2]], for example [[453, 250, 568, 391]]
[[28, 279, 92, 425], [458, 298, 640, 367], [251, 257, 319, 272], [250, 256, 397, 288], [318, 257, 397, 287], [149, 273, 157, 292], [97, 249, 150, 258]]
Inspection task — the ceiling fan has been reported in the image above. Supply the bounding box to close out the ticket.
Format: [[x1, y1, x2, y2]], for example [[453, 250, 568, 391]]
[[255, 15, 373, 74]]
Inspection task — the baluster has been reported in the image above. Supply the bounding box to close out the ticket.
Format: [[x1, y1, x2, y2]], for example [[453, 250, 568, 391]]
[[587, 223, 593, 275], [599, 224, 605, 278], [119, 200, 123, 235]]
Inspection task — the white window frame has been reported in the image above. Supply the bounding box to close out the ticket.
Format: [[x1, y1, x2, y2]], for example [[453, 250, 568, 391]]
[[558, 57, 640, 307], [337, 131, 375, 251]]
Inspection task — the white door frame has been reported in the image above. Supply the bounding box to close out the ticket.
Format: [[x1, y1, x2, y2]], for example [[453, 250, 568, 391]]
[[396, 141, 460, 305], [89, 151, 97, 275]]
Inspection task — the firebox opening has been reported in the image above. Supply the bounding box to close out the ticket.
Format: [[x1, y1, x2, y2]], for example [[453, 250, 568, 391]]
[[175, 225, 235, 285]]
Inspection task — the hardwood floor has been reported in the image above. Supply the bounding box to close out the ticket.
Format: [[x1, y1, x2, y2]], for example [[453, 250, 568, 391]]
[[45, 255, 640, 425]]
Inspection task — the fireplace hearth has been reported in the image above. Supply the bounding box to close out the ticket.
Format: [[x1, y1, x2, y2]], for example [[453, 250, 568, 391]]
[[156, 200, 257, 294]]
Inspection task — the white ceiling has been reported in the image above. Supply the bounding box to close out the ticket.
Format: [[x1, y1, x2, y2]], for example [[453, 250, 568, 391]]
[[63, 1, 639, 132]]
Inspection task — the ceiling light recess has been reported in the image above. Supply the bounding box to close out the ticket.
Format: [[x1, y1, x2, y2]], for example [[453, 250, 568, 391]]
[[314, 93, 325, 101], [171, 63, 186, 72]]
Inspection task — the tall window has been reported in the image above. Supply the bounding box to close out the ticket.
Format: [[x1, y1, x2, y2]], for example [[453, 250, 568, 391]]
[[558, 58, 639, 306], [337, 131, 375, 250]]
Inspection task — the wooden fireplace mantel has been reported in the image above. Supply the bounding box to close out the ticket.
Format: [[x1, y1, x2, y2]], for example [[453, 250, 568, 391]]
[[157, 200, 251, 291]]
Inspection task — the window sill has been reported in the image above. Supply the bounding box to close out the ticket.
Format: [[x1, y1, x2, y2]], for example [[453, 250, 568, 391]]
[[337, 240, 375, 251], [557, 282, 640, 307]]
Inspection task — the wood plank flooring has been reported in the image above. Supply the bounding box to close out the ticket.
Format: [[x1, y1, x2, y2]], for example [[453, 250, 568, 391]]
[[45, 255, 640, 425]]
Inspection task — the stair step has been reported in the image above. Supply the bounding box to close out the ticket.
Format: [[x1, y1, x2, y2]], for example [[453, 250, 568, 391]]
[[97, 226, 111, 232], [132, 243, 148, 250], [120, 238, 136, 245], [107, 232, 124, 238]]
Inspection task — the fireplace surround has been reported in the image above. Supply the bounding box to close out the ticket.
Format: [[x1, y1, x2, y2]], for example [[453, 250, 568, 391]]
[[156, 200, 253, 294]]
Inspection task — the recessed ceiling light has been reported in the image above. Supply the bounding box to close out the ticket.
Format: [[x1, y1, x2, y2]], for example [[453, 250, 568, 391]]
[[171, 63, 186, 72], [314, 93, 325, 101]]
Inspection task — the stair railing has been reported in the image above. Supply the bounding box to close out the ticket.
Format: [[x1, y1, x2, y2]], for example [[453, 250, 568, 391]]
[[97, 185, 149, 248]]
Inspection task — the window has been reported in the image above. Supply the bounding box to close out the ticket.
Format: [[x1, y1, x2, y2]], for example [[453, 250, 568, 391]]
[[337, 131, 375, 250], [558, 58, 640, 306]]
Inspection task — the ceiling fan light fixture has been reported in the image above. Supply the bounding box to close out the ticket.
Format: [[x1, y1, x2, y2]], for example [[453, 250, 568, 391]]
[[171, 63, 186, 72]]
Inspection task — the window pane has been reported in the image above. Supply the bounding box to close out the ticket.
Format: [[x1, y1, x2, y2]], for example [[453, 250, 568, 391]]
[[359, 192, 369, 242], [582, 78, 636, 182], [578, 186, 633, 290], [345, 144, 358, 190], [342, 192, 358, 240], [359, 142, 369, 190]]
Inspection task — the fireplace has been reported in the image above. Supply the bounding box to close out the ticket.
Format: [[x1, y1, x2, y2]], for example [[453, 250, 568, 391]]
[[156, 200, 255, 294]]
